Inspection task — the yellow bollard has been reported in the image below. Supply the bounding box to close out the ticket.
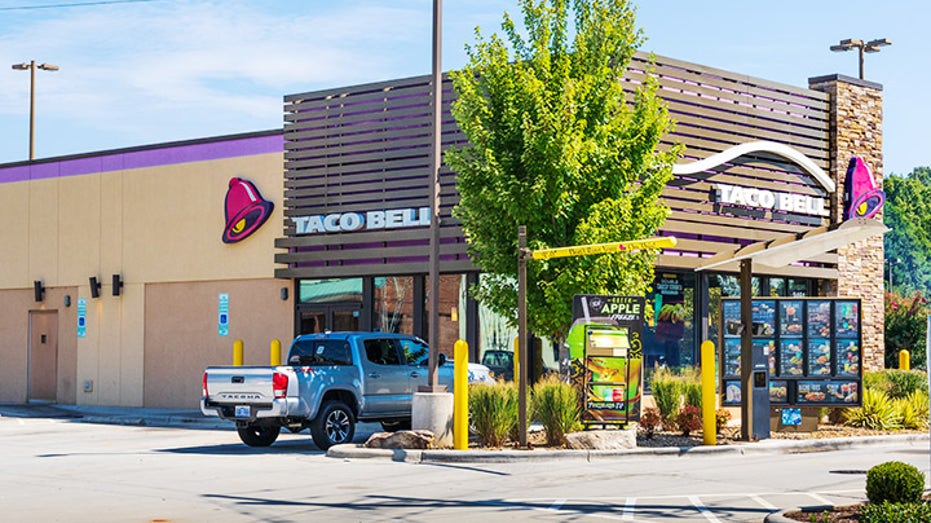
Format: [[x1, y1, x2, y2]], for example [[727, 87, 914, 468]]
[[701, 340, 717, 445], [513, 336, 520, 383], [899, 349, 911, 370], [233, 339, 244, 366], [270, 339, 282, 366], [453, 340, 469, 450]]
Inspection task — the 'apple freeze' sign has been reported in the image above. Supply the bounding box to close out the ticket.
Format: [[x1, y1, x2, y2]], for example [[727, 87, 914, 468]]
[[293, 207, 430, 234], [714, 183, 829, 217]]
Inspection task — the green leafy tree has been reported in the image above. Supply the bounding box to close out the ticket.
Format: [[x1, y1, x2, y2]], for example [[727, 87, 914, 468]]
[[884, 167, 931, 295], [884, 291, 928, 369], [446, 0, 679, 338]]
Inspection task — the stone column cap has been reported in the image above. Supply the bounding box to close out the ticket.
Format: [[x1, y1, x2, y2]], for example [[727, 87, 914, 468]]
[[808, 74, 883, 91]]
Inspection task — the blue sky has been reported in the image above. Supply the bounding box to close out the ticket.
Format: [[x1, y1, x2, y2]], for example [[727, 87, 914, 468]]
[[0, 0, 926, 176]]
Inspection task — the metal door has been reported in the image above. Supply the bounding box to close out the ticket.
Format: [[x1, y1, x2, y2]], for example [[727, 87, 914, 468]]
[[28, 311, 58, 402]]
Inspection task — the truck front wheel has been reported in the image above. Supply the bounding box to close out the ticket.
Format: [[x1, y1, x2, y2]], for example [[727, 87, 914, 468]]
[[237, 424, 280, 447], [311, 400, 355, 450]]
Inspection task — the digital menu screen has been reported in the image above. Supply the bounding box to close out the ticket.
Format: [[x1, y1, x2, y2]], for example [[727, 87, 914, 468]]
[[720, 298, 862, 407]]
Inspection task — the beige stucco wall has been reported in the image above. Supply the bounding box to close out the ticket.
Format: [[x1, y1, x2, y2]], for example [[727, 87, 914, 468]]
[[143, 279, 292, 409], [0, 149, 286, 407]]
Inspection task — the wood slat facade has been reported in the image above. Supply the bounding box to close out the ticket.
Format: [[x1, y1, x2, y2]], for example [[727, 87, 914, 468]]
[[276, 52, 834, 280]]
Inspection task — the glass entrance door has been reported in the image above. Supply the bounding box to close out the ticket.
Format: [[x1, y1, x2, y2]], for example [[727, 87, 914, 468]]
[[296, 304, 361, 335]]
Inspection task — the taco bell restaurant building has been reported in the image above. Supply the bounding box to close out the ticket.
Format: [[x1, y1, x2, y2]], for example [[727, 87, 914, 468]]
[[0, 52, 885, 409]]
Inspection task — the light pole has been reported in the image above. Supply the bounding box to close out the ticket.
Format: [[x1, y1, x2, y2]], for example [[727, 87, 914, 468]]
[[12, 60, 59, 160], [886, 257, 901, 292], [830, 38, 891, 80]]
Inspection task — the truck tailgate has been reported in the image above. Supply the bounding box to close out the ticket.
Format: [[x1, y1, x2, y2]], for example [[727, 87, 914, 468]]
[[204, 366, 279, 404]]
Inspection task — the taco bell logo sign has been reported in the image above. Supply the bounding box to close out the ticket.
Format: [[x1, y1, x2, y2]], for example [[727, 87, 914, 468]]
[[293, 207, 430, 234], [222, 177, 274, 244]]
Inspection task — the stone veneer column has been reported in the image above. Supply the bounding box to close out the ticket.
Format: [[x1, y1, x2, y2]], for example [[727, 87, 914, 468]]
[[809, 74, 885, 371]]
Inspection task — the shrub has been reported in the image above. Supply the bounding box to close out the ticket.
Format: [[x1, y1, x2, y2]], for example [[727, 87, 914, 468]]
[[860, 501, 931, 522], [469, 381, 519, 447], [530, 374, 581, 446], [884, 291, 928, 369], [886, 370, 928, 399], [650, 366, 682, 422], [639, 407, 662, 438], [675, 405, 702, 437], [679, 366, 703, 409], [844, 388, 902, 430], [715, 408, 732, 434], [896, 391, 930, 430], [866, 461, 925, 504]]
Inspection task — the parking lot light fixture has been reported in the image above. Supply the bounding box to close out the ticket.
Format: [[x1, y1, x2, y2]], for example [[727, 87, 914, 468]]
[[830, 38, 891, 80], [11, 60, 59, 160]]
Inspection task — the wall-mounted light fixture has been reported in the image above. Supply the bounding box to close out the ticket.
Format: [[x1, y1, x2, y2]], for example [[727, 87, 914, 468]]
[[112, 274, 124, 296], [89, 276, 101, 298], [450, 306, 459, 322], [33, 280, 45, 302], [280, 287, 289, 301], [64, 295, 71, 307]]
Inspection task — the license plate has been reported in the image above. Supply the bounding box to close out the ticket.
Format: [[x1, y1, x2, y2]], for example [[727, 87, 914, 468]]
[[235, 405, 250, 418]]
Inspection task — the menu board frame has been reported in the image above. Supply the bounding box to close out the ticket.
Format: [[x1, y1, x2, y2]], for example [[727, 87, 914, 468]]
[[719, 298, 862, 407]]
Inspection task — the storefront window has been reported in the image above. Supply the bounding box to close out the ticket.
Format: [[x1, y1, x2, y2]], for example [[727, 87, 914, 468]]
[[644, 272, 695, 371], [769, 278, 786, 297], [788, 279, 810, 296], [470, 274, 558, 381], [424, 275, 463, 355], [374, 276, 414, 334], [299, 278, 363, 304]]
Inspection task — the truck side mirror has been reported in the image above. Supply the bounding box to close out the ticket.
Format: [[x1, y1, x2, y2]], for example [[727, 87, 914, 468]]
[[438, 353, 447, 366]]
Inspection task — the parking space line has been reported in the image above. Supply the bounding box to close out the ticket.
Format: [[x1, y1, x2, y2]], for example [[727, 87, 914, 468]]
[[688, 495, 722, 523], [807, 492, 835, 505], [622, 497, 636, 521], [749, 494, 778, 510]]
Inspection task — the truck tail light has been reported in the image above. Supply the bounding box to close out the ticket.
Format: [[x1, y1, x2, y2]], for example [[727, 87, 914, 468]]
[[202, 372, 209, 398], [272, 372, 289, 399]]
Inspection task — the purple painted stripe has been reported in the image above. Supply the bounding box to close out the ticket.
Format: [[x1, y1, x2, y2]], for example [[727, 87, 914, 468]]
[[0, 133, 283, 184]]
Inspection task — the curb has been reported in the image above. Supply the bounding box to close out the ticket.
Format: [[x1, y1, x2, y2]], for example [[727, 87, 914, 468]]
[[327, 433, 929, 463], [763, 505, 834, 523]]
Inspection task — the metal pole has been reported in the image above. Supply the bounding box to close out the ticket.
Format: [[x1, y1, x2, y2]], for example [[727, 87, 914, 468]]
[[28, 60, 36, 161], [858, 46, 865, 80], [926, 314, 930, 480], [739, 259, 753, 441], [518, 226, 528, 447], [426, 0, 443, 391]]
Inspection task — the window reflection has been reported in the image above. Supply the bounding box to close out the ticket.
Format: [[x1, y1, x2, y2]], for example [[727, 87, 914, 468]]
[[374, 276, 413, 334]]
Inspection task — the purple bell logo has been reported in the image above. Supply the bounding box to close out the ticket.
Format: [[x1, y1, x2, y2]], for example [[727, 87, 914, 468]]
[[222, 177, 274, 244]]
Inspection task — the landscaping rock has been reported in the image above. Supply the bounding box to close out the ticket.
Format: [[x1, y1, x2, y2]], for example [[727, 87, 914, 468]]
[[565, 428, 637, 450], [364, 429, 434, 449]]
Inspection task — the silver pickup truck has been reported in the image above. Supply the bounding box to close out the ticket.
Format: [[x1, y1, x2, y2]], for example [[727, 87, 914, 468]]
[[201, 331, 494, 449]]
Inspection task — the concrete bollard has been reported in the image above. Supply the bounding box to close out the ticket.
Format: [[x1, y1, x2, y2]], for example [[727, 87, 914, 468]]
[[270, 339, 282, 366], [899, 349, 910, 370]]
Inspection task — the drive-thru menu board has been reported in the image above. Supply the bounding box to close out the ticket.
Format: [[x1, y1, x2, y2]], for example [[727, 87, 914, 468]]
[[720, 298, 861, 407]]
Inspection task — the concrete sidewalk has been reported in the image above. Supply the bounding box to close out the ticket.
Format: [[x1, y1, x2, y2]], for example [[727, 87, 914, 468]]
[[328, 432, 931, 463], [0, 402, 232, 431]]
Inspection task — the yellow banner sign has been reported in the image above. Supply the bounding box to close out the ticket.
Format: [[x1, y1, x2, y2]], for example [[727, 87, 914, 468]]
[[530, 237, 677, 260]]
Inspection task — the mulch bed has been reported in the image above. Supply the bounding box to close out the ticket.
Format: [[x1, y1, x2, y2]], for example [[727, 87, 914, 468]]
[[783, 503, 863, 522]]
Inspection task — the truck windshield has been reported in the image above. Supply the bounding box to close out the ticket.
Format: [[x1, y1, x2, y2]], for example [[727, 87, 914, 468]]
[[289, 340, 352, 366]]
